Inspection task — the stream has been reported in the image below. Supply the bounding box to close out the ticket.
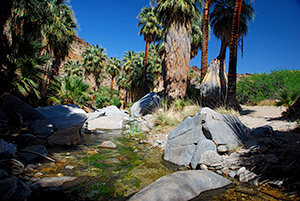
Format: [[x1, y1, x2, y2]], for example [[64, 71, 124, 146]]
[[27, 130, 299, 201]]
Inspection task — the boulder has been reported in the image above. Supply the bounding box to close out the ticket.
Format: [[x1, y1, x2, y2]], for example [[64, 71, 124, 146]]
[[164, 116, 207, 166], [164, 107, 250, 167], [0, 176, 31, 201], [1, 94, 46, 122], [29, 119, 54, 138], [199, 107, 250, 147], [0, 94, 54, 137], [0, 139, 17, 158], [87, 106, 128, 130], [48, 128, 81, 146], [130, 92, 162, 117], [36, 104, 87, 131], [0, 159, 24, 175], [129, 170, 231, 201]]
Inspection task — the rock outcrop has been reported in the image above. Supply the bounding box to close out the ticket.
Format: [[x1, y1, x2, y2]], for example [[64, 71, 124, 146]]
[[130, 92, 162, 117], [86, 105, 129, 130], [129, 170, 231, 201], [164, 107, 250, 168]]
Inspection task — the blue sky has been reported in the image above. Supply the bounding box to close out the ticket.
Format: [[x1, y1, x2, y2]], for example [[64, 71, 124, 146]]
[[69, 0, 300, 74]]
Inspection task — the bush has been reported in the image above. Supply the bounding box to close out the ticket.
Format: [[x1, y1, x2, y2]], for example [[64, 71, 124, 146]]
[[237, 69, 300, 105]]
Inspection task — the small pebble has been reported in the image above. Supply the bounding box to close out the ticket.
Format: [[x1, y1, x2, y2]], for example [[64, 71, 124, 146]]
[[237, 167, 246, 176], [199, 164, 208, 170], [229, 170, 237, 178]]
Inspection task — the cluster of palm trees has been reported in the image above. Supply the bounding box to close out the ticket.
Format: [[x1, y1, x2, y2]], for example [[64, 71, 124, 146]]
[[0, 0, 77, 105], [137, 0, 254, 108], [0, 0, 254, 110]]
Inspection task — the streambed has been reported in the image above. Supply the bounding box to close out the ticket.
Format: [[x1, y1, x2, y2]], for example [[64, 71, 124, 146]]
[[28, 130, 298, 201]]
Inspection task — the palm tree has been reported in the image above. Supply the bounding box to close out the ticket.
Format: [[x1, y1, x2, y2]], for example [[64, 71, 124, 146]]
[[82, 45, 107, 92], [123, 50, 137, 102], [137, 6, 162, 67], [210, 0, 254, 61], [190, 15, 203, 59], [227, 0, 243, 109], [63, 60, 84, 77], [201, 0, 211, 80], [137, 6, 162, 92], [156, 0, 202, 99], [106, 57, 122, 100]]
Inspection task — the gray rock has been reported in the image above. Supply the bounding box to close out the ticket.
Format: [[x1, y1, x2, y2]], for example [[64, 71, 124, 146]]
[[164, 107, 250, 167], [217, 145, 228, 154], [199, 107, 250, 147], [0, 139, 17, 157], [239, 170, 259, 186], [48, 128, 81, 146], [85, 111, 106, 123], [87, 106, 128, 130], [199, 150, 223, 166], [29, 119, 54, 138], [99, 141, 117, 149], [129, 170, 231, 201], [36, 104, 87, 131], [30, 176, 77, 190], [0, 176, 31, 201], [191, 139, 217, 169], [199, 164, 208, 170], [164, 116, 206, 166], [237, 167, 246, 176], [130, 92, 162, 117], [19, 145, 48, 163], [1, 94, 46, 123], [229, 170, 237, 178]]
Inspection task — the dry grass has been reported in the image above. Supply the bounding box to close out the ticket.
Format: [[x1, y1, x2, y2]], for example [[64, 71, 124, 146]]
[[152, 103, 201, 133], [215, 106, 240, 116]]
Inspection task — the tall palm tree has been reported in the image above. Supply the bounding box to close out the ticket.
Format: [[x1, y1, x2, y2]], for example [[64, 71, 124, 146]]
[[137, 6, 162, 67], [82, 45, 107, 92], [190, 15, 203, 59], [201, 0, 211, 80], [106, 57, 122, 99], [210, 0, 254, 61], [137, 6, 162, 92], [227, 0, 243, 109], [123, 50, 137, 102], [156, 0, 202, 99]]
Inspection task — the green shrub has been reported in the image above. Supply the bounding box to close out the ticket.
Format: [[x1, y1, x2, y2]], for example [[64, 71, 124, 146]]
[[237, 69, 300, 105]]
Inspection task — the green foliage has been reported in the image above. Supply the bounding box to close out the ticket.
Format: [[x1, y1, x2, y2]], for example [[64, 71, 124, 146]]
[[172, 99, 188, 111], [94, 87, 120, 108], [137, 6, 162, 43], [125, 121, 147, 141], [276, 89, 300, 108], [237, 69, 300, 105], [49, 75, 91, 105]]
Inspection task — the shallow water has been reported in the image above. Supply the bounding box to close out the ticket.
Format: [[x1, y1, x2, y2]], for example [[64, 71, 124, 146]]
[[35, 130, 179, 200], [32, 130, 299, 201]]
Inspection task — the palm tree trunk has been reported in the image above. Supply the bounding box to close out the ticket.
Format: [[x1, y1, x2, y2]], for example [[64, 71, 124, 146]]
[[110, 76, 115, 100], [217, 39, 227, 61], [227, 0, 243, 110], [144, 40, 150, 92], [164, 21, 191, 99], [201, 0, 210, 81]]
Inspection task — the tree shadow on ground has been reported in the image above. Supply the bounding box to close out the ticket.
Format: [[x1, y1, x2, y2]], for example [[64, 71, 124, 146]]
[[239, 109, 255, 116], [240, 131, 300, 194]]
